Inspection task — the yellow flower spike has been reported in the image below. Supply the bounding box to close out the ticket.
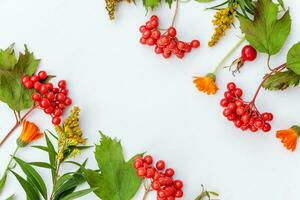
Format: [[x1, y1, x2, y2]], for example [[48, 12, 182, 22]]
[[17, 120, 43, 147], [276, 126, 300, 152], [193, 73, 219, 95]]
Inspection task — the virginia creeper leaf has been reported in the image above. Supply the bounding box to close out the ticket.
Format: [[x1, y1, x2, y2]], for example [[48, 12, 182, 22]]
[[262, 70, 300, 90], [238, 0, 291, 55], [0, 45, 40, 112], [84, 132, 142, 200], [287, 42, 300, 75]]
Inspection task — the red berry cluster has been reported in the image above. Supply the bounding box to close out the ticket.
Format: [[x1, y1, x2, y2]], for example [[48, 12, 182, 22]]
[[220, 82, 273, 132], [139, 15, 200, 59], [134, 155, 183, 200], [21, 71, 72, 125]]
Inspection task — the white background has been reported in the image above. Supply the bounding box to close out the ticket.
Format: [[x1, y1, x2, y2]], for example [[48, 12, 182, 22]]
[[0, 0, 300, 199]]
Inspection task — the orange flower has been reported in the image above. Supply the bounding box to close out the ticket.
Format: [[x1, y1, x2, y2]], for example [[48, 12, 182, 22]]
[[17, 120, 43, 147], [276, 126, 300, 151], [193, 73, 219, 95]]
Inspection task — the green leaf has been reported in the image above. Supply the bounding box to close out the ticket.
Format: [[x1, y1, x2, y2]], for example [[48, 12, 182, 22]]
[[10, 170, 41, 200], [238, 0, 291, 55], [0, 173, 8, 193], [262, 70, 300, 90], [0, 44, 17, 70], [195, 0, 215, 2], [287, 42, 300, 75], [60, 188, 97, 200], [5, 194, 15, 200], [0, 45, 40, 111], [28, 162, 55, 170], [13, 157, 48, 199], [143, 0, 160, 10], [44, 133, 57, 183], [85, 132, 142, 200]]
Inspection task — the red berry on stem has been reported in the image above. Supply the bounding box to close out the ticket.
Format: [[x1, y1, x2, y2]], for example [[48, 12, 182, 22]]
[[133, 159, 143, 169], [52, 117, 61, 125], [40, 84, 49, 94], [151, 181, 161, 190], [143, 155, 153, 164], [224, 91, 233, 99], [57, 93, 66, 102], [139, 25, 147, 33], [165, 168, 174, 177], [136, 167, 147, 177], [174, 180, 183, 189], [150, 15, 158, 21], [241, 45, 257, 61], [236, 106, 245, 116], [38, 71, 47, 80], [32, 92, 41, 101], [156, 160, 165, 170], [150, 19, 159, 28], [227, 82, 236, 91], [220, 99, 229, 107], [146, 38, 156, 46], [167, 27, 177, 37], [146, 167, 156, 178], [155, 46, 163, 54], [45, 83, 53, 90], [241, 114, 250, 124], [58, 80, 67, 89], [151, 30, 161, 40], [22, 76, 30, 85], [44, 106, 54, 114], [40, 98, 50, 108], [140, 37, 147, 44], [64, 97, 72, 106], [34, 81, 42, 91], [191, 40, 200, 48], [262, 123, 271, 132], [30, 75, 39, 83], [53, 108, 63, 117], [24, 81, 34, 89], [234, 88, 243, 97], [163, 51, 171, 59], [175, 190, 183, 198]]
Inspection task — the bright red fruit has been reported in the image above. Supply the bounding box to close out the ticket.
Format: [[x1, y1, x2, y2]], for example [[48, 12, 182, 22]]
[[241, 45, 257, 61]]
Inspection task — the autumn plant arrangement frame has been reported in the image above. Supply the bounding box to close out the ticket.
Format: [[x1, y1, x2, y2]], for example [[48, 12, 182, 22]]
[[0, 46, 216, 200]]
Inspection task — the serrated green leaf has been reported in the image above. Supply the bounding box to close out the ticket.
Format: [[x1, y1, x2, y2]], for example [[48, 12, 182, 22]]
[[262, 70, 300, 90], [143, 0, 160, 10], [10, 170, 41, 200], [0, 45, 17, 70], [60, 188, 97, 200], [13, 157, 47, 200], [287, 42, 300, 75], [85, 132, 142, 200], [28, 162, 55, 170], [238, 0, 291, 55], [0, 45, 40, 112]]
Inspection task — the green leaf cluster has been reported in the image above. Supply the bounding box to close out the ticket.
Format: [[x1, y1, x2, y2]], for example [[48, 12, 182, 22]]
[[84, 132, 142, 200], [0, 45, 40, 112], [11, 132, 93, 200], [238, 0, 291, 56], [143, 0, 174, 10]]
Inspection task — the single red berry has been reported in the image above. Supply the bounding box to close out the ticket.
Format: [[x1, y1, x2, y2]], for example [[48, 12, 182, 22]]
[[250, 125, 258, 132], [241, 45, 257, 61], [53, 108, 63, 117], [52, 88, 59, 93], [33, 81, 42, 91], [234, 88, 243, 98], [262, 123, 271, 132], [22, 75, 30, 85], [158, 190, 166, 198], [235, 100, 244, 107], [177, 41, 186, 50], [151, 181, 160, 190], [167, 27, 177, 37], [40, 98, 50, 108], [58, 103, 66, 110], [165, 168, 174, 177], [38, 71, 47, 80], [146, 38, 156, 46], [133, 159, 143, 169], [175, 190, 183, 198], [52, 117, 61, 125], [64, 97, 72, 106], [163, 51, 171, 59], [150, 15, 158, 21], [57, 93, 66, 102], [176, 52, 185, 59], [139, 25, 147, 33], [254, 119, 264, 129], [155, 46, 163, 54], [227, 102, 236, 111], [24, 80, 34, 89], [267, 113, 273, 121], [151, 30, 161, 40], [31, 92, 41, 101], [234, 119, 243, 128], [140, 37, 147, 44], [143, 155, 153, 164], [174, 180, 183, 189], [146, 167, 156, 178], [45, 83, 53, 90], [160, 36, 171, 46], [241, 114, 250, 124], [44, 106, 54, 114], [191, 40, 200, 48], [40, 84, 49, 94], [136, 167, 147, 177], [236, 106, 245, 116], [224, 91, 233, 99], [46, 92, 55, 101], [156, 160, 165, 170], [58, 80, 67, 89], [150, 19, 159, 28], [167, 196, 175, 200], [30, 75, 39, 83], [223, 108, 232, 117], [227, 82, 236, 91], [220, 99, 229, 107], [227, 113, 236, 121], [60, 89, 68, 95]]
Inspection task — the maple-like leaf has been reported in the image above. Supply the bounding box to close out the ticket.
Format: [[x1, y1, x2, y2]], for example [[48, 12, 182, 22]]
[[84, 132, 142, 200], [238, 0, 291, 55]]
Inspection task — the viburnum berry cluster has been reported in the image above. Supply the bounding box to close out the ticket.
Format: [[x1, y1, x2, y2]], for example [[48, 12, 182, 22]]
[[134, 155, 184, 200], [21, 71, 72, 125], [139, 15, 200, 59], [220, 82, 273, 132]]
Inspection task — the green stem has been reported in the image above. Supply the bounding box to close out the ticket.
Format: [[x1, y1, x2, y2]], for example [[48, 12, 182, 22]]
[[50, 161, 61, 200], [2, 146, 20, 176], [213, 36, 246, 74]]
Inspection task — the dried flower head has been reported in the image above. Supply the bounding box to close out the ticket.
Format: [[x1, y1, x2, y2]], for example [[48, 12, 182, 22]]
[[17, 120, 43, 147], [55, 106, 86, 161], [193, 73, 219, 95], [105, 0, 131, 20], [208, 5, 236, 47]]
